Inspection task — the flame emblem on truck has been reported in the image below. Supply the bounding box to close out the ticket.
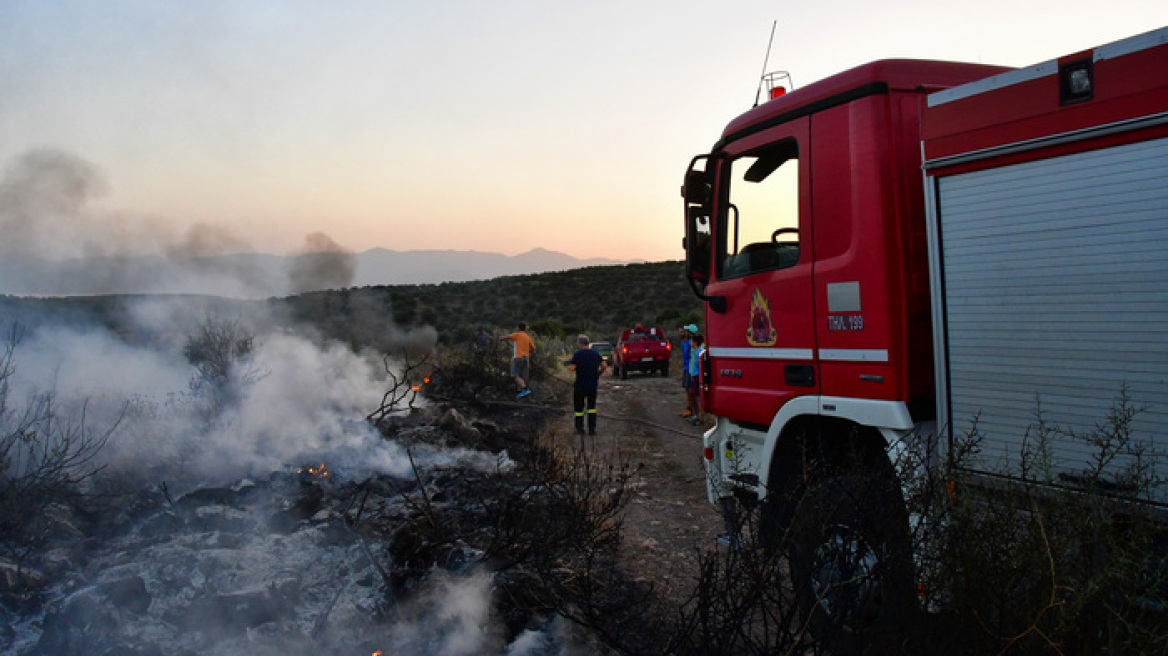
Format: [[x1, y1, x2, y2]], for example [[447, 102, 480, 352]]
[[746, 288, 778, 346]]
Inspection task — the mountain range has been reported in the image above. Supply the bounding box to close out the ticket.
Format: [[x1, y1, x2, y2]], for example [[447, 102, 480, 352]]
[[0, 247, 626, 298]]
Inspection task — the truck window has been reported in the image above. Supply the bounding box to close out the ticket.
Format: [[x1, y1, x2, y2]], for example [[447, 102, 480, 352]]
[[718, 139, 800, 279]]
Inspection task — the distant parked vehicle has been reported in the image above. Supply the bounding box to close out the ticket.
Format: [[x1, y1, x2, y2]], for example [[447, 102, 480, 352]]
[[613, 326, 671, 379], [590, 341, 614, 366]]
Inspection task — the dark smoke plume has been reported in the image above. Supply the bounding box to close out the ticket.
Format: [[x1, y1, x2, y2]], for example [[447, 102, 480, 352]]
[[288, 231, 356, 293], [0, 147, 109, 261], [0, 149, 359, 297]]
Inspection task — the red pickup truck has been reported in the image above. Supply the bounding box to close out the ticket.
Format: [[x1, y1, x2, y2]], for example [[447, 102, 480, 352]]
[[612, 326, 671, 379]]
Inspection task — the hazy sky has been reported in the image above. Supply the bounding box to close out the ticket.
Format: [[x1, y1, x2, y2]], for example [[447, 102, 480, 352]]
[[2, 1, 1165, 262]]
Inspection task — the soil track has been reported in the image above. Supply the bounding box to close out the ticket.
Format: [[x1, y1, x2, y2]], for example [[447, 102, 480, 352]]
[[548, 368, 724, 607]]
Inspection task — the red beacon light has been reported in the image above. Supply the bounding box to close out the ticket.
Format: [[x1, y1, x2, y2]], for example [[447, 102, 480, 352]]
[[763, 70, 793, 102]]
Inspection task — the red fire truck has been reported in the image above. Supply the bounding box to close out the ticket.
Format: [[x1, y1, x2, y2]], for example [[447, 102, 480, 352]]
[[682, 27, 1168, 646]]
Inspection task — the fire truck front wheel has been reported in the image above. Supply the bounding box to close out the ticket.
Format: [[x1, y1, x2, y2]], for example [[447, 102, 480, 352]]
[[788, 473, 916, 652]]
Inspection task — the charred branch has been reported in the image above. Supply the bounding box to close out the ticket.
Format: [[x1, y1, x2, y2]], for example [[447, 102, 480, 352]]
[[366, 351, 431, 425]]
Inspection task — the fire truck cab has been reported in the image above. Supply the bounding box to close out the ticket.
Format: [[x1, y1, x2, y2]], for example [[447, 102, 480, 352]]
[[683, 59, 1006, 504], [682, 26, 1168, 649]]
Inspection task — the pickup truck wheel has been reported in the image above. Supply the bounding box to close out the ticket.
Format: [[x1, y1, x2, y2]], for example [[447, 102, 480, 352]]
[[620, 363, 628, 380], [788, 473, 916, 653], [661, 363, 670, 377]]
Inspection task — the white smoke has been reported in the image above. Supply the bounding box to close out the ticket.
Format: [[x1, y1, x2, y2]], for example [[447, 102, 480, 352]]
[[1, 301, 584, 654], [195, 331, 397, 477], [4, 296, 446, 490], [504, 619, 582, 656], [13, 325, 190, 402], [362, 566, 586, 656], [374, 570, 501, 655]]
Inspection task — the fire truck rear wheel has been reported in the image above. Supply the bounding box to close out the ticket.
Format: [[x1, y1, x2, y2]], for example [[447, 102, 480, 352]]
[[788, 473, 916, 653]]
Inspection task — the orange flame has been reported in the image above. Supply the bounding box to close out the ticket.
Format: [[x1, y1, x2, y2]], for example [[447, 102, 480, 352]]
[[297, 463, 329, 477]]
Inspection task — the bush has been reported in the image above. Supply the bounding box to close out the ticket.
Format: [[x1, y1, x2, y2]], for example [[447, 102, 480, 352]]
[[673, 393, 1168, 655], [358, 396, 667, 653], [906, 394, 1168, 654], [528, 320, 565, 339], [182, 315, 262, 414], [0, 325, 118, 568], [423, 333, 574, 405]]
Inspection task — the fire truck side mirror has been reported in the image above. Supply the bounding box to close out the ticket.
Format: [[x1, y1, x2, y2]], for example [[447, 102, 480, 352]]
[[683, 169, 712, 205], [684, 203, 725, 313], [682, 160, 713, 281], [685, 205, 711, 278], [682, 154, 724, 310]]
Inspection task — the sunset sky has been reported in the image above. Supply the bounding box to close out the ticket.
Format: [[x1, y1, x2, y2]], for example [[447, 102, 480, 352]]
[[2, 1, 1166, 263]]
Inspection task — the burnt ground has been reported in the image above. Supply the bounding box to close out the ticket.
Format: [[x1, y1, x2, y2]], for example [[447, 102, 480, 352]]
[[542, 368, 724, 610], [1, 360, 724, 655]]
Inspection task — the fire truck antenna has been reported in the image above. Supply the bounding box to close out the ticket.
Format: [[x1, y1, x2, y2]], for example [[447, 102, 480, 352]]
[[753, 20, 778, 108]]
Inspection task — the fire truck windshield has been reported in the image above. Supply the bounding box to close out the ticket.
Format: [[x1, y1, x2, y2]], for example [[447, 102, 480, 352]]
[[719, 139, 800, 279]]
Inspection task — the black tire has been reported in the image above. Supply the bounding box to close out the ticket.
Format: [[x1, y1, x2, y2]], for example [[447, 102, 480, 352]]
[[620, 362, 628, 380], [661, 363, 670, 377], [788, 473, 916, 654]]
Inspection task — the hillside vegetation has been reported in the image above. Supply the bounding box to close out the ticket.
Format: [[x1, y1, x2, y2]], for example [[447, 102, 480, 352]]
[[0, 261, 703, 349], [285, 260, 703, 346]]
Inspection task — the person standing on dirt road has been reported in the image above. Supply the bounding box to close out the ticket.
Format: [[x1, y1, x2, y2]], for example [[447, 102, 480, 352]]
[[678, 324, 697, 418], [568, 334, 607, 435], [500, 322, 536, 398], [687, 334, 705, 426]]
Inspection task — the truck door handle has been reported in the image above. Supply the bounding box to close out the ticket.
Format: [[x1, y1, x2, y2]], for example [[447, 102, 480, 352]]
[[784, 365, 815, 387]]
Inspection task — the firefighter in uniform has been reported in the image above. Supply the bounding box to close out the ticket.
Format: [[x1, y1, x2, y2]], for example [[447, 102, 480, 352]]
[[568, 334, 607, 435]]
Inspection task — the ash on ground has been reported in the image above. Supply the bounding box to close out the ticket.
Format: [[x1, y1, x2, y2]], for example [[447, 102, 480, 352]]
[[1, 401, 606, 656]]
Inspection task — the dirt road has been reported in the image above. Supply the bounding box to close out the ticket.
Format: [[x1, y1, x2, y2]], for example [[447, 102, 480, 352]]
[[552, 368, 724, 606]]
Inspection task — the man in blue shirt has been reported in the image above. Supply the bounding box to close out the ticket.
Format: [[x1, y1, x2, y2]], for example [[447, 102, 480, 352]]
[[679, 324, 697, 417], [568, 334, 607, 435]]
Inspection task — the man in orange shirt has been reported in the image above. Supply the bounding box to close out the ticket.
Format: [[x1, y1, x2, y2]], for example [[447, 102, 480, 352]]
[[500, 322, 536, 398]]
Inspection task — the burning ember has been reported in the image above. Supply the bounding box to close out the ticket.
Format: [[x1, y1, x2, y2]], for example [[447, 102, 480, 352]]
[[297, 462, 329, 478]]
